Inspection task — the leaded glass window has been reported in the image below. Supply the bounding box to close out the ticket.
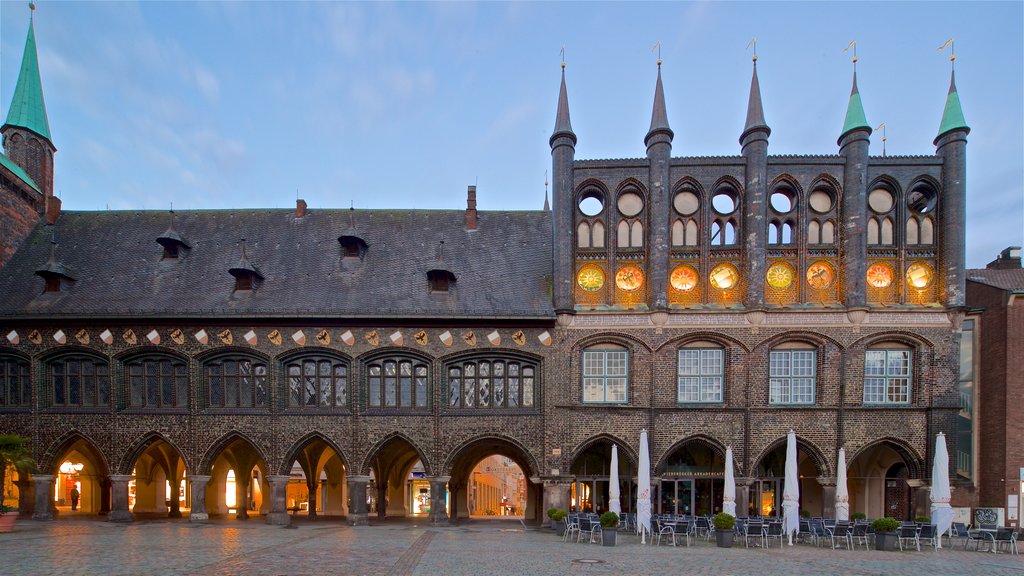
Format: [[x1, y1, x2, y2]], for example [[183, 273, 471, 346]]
[[205, 357, 267, 408], [0, 356, 30, 408], [126, 357, 188, 408], [286, 356, 348, 409], [769, 349, 816, 405], [582, 349, 628, 403], [446, 357, 537, 409], [50, 356, 110, 407], [864, 349, 911, 404], [677, 348, 724, 403], [366, 356, 429, 409]]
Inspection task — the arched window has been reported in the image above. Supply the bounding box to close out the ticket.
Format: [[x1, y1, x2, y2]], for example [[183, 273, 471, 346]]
[[285, 355, 348, 409], [204, 356, 267, 408], [582, 345, 628, 404], [577, 222, 591, 248], [0, 356, 30, 408], [125, 356, 188, 409], [672, 220, 685, 246], [864, 347, 912, 404], [446, 356, 537, 409], [769, 345, 816, 405], [48, 355, 110, 408], [677, 345, 724, 403], [920, 217, 934, 245], [821, 221, 835, 244], [366, 355, 429, 409]]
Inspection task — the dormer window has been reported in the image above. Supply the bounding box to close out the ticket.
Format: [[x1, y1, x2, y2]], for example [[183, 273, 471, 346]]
[[163, 243, 180, 259], [35, 242, 75, 293], [229, 239, 263, 292], [44, 276, 60, 293], [157, 212, 190, 260], [338, 235, 368, 260], [427, 269, 456, 293], [234, 274, 254, 291]]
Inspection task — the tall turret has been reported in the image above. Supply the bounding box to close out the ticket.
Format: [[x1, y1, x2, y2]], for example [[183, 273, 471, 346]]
[[934, 69, 969, 306], [645, 62, 673, 310], [550, 65, 577, 313], [740, 59, 770, 308], [838, 70, 871, 309], [2, 7, 55, 198]]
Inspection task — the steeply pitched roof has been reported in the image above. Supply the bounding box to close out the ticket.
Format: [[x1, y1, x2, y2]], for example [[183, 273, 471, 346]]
[[839, 70, 870, 141], [645, 64, 673, 144], [936, 69, 969, 141], [550, 67, 576, 146], [0, 151, 41, 193], [966, 268, 1024, 292], [0, 209, 555, 320], [740, 62, 770, 143], [3, 16, 52, 142]]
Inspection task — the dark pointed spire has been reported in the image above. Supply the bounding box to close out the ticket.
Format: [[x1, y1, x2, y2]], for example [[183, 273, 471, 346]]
[[740, 61, 770, 143], [3, 6, 52, 142], [550, 65, 576, 147], [229, 238, 264, 280], [645, 62, 673, 145], [543, 171, 550, 211], [157, 209, 191, 251], [840, 70, 871, 141], [936, 69, 969, 141]]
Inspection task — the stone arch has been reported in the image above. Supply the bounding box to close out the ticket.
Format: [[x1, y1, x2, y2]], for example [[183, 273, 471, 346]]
[[120, 431, 190, 516], [851, 330, 936, 351], [198, 431, 269, 475], [655, 433, 737, 474], [41, 430, 112, 515], [118, 431, 189, 475], [769, 173, 805, 208], [656, 331, 750, 354], [571, 331, 653, 354], [113, 345, 188, 363], [672, 175, 705, 196], [443, 434, 540, 478], [40, 430, 110, 477], [360, 432, 431, 477], [711, 175, 744, 199], [194, 345, 271, 364], [615, 176, 648, 198], [567, 433, 639, 470], [275, 346, 352, 365], [278, 431, 349, 476], [749, 434, 830, 478], [279, 431, 350, 518], [755, 329, 842, 352], [847, 437, 925, 479]]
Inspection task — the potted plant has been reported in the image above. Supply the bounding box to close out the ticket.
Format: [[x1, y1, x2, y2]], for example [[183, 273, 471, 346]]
[[914, 515, 930, 524], [548, 509, 567, 535], [600, 511, 619, 546], [713, 513, 736, 548], [851, 511, 867, 521], [0, 434, 34, 528], [871, 517, 901, 550]]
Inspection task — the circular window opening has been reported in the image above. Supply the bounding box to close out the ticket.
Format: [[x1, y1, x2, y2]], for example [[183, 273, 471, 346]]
[[868, 188, 895, 213], [711, 190, 737, 215], [770, 189, 795, 213], [617, 191, 644, 217], [673, 190, 700, 216], [808, 189, 834, 213], [907, 186, 937, 214], [578, 191, 605, 216]]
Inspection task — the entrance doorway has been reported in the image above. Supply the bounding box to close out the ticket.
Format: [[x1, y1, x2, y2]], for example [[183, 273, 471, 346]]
[[570, 439, 636, 515], [658, 439, 726, 516]]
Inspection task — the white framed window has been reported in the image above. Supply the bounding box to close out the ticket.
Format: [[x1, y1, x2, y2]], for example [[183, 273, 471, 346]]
[[769, 349, 816, 405], [582, 349, 628, 403], [677, 348, 724, 403], [864, 349, 911, 404]]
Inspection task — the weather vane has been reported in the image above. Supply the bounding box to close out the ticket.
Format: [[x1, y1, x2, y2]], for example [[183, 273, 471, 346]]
[[746, 37, 757, 62], [937, 38, 955, 69], [560, 46, 565, 69], [844, 39, 858, 66], [875, 123, 887, 156], [652, 40, 662, 66]]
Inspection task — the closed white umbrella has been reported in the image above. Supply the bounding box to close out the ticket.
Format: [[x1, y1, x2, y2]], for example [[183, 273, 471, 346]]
[[835, 447, 850, 521], [782, 430, 800, 545], [930, 432, 954, 548], [609, 444, 621, 516], [723, 446, 737, 517], [637, 429, 652, 543]]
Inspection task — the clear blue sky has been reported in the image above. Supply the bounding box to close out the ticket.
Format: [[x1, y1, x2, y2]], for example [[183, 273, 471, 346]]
[[2, 1, 1021, 268]]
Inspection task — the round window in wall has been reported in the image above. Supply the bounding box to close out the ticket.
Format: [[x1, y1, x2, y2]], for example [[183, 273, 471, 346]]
[[905, 262, 934, 289], [673, 190, 700, 216], [709, 263, 740, 290], [808, 189, 834, 213], [615, 265, 645, 292], [577, 264, 605, 292], [711, 189, 738, 215], [907, 186, 937, 214], [868, 187, 895, 213], [578, 190, 605, 216], [766, 262, 796, 289], [806, 261, 835, 290], [670, 265, 699, 292], [770, 188, 795, 213], [867, 262, 894, 288], [617, 191, 644, 217]]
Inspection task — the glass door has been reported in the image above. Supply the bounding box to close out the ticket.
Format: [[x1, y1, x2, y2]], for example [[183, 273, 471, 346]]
[[659, 479, 694, 514]]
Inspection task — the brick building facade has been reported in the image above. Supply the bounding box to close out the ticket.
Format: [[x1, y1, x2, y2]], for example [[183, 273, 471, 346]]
[[1, 15, 977, 527]]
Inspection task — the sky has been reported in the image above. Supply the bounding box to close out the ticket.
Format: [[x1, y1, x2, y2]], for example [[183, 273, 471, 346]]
[[1, 1, 1021, 268]]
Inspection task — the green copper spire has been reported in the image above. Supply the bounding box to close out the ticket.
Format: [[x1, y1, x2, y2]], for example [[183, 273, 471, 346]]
[[4, 12, 52, 142], [937, 69, 969, 139], [840, 70, 870, 139]]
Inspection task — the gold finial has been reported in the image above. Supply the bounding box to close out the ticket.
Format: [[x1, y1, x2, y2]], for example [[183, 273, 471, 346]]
[[937, 38, 955, 69], [560, 46, 565, 69], [747, 37, 757, 63], [875, 123, 887, 156], [652, 40, 662, 67], [844, 39, 858, 65], [29, 1, 35, 11]]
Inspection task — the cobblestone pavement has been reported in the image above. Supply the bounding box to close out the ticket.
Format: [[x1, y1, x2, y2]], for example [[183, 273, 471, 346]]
[[0, 518, 1020, 576]]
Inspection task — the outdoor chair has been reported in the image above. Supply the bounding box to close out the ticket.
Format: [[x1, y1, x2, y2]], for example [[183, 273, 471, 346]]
[[562, 516, 580, 543], [798, 520, 812, 544], [585, 520, 603, 544], [917, 524, 939, 550], [827, 522, 853, 550], [993, 527, 1017, 555], [656, 518, 677, 547], [744, 520, 764, 548], [808, 519, 826, 547], [851, 522, 871, 550], [897, 524, 920, 551], [950, 522, 970, 548], [763, 521, 784, 548], [694, 516, 712, 541], [576, 517, 593, 543]]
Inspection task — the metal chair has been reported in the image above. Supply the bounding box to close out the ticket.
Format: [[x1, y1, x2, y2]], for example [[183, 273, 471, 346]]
[[827, 522, 853, 550], [694, 516, 712, 541], [950, 522, 970, 548], [851, 522, 871, 550], [917, 524, 939, 550], [744, 520, 764, 548], [897, 524, 920, 551], [993, 527, 1017, 555], [763, 521, 785, 548], [562, 516, 580, 543]]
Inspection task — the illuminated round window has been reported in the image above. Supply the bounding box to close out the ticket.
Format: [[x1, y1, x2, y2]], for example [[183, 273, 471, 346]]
[[709, 263, 739, 290], [806, 261, 835, 290], [577, 265, 605, 292], [615, 265, 645, 291], [766, 262, 795, 289], [670, 265, 699, 292], [867, 262, 894, 288], [906, 262, 934, 289]]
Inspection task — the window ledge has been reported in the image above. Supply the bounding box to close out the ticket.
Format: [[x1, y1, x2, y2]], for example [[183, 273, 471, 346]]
[[675, 402, 726, 407], [121, 408, 189, 415], [202, 408, 271, 416], [282, 408, 351, 415]]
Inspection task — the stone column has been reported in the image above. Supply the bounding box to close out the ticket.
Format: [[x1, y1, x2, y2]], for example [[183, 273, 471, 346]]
[[167, 466, 182, 518], [235, 474, 250, 520], [188, 475, 211, 523], [265, 475, 291, 526], [15, 478, 33, 518], [99, 477, 111, 514], [31, 475, 54, 521], [428, 476, 450, 526], [818, 477, 837, 519], [346, 475, 370, 526], [108, 474, 133, 522], [306, 478, 318, 519], [735, 477, 755, 517], [541, 479, 571, 527]]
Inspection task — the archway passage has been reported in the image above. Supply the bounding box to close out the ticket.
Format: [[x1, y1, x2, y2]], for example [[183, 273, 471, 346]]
[[366, 436, 428, 520], [657, 439, 728, 516], [206, 437, 268, 520], [51, 437, 110, 518], [846, 441, 923, 521], [282, 436, 347, 519], [447, 437, 540, 525], [570, 439, 636, 516], [752, 440, 825, 517], [127, 437, 188, 518]]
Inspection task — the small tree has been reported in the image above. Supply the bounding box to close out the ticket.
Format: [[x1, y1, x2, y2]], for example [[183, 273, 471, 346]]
[[600, 511, 619, 528], [0, 434, 35, 512]]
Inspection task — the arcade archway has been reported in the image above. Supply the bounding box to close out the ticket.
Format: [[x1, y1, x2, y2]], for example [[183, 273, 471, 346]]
[[569, 438, 636, 516], [446, 436, 539, 523], [125, 435, 188, 518], [365, 435, 429, 519], [205, 436, 268, 519], [751, 438, 826, 517], [281, 435, 348, 518], [847, 440, 924, 521], [657, 437, 732, 516]]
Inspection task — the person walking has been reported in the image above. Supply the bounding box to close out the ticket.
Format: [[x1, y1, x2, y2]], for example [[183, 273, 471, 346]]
[[70, 487, 80, 511]]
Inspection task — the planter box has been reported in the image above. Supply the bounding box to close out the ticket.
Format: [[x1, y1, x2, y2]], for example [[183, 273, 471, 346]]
[[874, 531, 898, 551], [602, 527, 617, 546], [716, 529, 735, 548], [0, 514, 16, 533]]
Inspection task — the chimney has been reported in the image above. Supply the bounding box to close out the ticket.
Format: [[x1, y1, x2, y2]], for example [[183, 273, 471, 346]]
[[45, 196, 61, 225], [295, 198, 307, 218], [987, 246, 1022, 270], [465, 185, 477, 230]]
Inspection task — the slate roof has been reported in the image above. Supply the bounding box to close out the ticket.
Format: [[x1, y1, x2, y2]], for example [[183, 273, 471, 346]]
[[0, 209, 555, 321], [966, 268, 1024, 292]]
